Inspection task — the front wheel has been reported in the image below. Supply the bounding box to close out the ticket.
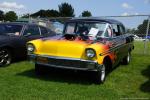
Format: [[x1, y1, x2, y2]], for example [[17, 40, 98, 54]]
[[95, 64, 106, 84], [0, 48, 12, 66]]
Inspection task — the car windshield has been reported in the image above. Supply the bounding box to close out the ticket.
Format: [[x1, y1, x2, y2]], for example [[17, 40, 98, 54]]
[[0, 24, 23, 36], [64, 22, 107, 37]]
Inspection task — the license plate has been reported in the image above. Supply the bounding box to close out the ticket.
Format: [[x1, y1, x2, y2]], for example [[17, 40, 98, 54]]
[[36, 57, 48, 64]]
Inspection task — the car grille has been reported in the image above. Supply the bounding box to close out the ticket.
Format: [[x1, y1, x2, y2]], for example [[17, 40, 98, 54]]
[[48, 58, 87, 68]]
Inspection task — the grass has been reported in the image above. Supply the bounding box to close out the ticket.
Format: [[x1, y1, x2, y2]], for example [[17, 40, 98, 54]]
[[0, 41, 150, 100]]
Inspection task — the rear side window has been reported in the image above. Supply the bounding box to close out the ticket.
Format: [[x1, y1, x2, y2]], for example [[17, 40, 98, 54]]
[[23, 25, 40, 36], [112, 24, 121, 36], [119, 25, 125, 34]]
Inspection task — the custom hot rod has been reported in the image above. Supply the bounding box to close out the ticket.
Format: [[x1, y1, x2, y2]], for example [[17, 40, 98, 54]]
[[27, 18, 134, 83]]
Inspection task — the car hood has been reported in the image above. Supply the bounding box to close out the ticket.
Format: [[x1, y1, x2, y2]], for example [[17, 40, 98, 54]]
[[35, 39, 90, 59]]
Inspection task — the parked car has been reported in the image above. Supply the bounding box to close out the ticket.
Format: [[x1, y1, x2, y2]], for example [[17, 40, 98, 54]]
[[133, 34, 146, 41], [0, 22, 56, 66], [27, 18, 134, 84]]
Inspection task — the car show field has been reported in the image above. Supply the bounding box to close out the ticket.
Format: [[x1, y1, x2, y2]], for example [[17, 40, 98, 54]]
[[0, 41, 149, 100], [0, 0, 149, 99]]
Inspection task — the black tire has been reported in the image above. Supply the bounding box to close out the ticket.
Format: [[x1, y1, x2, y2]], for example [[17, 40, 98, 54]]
[[35, 64, 46, 75], [122, 52, 131, 65], [0, 48, 12, 66]]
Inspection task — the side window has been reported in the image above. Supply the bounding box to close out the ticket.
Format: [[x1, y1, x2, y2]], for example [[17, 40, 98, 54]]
[[119, 25, 125, 34], [112, 24, 121, 36], [40, 26, 48, 35], [23, 25, 40, 36]]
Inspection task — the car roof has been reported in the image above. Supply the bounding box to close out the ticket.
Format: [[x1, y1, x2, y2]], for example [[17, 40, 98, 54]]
[[0, 22, 40, 26], [67, 18, 123, 25]]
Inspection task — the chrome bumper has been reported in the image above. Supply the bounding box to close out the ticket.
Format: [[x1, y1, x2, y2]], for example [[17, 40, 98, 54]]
[[28, 54, 103, 71]]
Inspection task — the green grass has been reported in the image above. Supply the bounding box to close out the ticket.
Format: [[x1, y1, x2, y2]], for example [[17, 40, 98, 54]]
[[0, 41, 150, 100]]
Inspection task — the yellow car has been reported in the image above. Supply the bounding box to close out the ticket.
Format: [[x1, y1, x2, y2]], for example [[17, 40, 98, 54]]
[[27, 18, 134, 83]]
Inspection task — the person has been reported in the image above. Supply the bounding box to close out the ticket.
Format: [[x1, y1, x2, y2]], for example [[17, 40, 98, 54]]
[[77, 26, 89, 40]]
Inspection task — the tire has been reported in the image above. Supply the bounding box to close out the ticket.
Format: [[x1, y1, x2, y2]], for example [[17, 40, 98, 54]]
[[122, 52, 131, 65], [35, 64, 46, 75], [95, 64, 106, 84], [0, 48, 12, 66]]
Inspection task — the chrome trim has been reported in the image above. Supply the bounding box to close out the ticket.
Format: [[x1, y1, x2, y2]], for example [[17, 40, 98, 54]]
[[29, 54, 97, 63], [36, 62, 98, 71], [28, 54, 101, 71]]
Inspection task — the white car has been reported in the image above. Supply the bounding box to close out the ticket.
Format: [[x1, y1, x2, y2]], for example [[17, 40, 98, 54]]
[[133, 35, 145, 41]]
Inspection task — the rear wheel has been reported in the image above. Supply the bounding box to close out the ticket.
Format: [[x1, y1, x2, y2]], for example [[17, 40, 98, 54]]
[[0, 48, 12, 66], [122, 52, 131, 65]]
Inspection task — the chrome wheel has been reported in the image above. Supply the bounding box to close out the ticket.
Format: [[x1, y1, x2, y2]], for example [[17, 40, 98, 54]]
[[122, 52, 131, 65], [127, 52, 130, 63], [95, 64, 106, 84], [0, 49, 11, 66], [100, 65, 106, 82]]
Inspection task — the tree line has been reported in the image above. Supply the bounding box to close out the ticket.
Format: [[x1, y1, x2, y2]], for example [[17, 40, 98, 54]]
[[127, 19, 150, 37], [0, 2, 92, 22]]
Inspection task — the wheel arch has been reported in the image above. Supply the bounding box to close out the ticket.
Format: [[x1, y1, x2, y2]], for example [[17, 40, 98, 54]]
[[103, 55, 112, 70]]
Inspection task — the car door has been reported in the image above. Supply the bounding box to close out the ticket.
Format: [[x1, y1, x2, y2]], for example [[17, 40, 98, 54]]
[[112, 24, 127, 63], [22, 25, 42, 42], [106, 24, 121, 66], [118, 25, 130, 59]]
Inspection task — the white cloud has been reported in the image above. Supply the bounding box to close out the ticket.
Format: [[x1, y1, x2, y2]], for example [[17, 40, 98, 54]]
[[122, 3, 133, 9], [121, 12, 129, 16], [144, 0, 150, 4], [0, 2, 25, 12], [121, 12, 140, 16], [135, 13, 139, 15]]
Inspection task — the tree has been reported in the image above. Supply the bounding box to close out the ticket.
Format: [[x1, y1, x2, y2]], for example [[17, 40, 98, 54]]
[[81, 11, 92, 17], [46, 9, 60, 17], [136, 19, 150, 37], [58, 2, 75, 17], [0, 10, 4, 21], [126, 28, 137, 34], [4, 11, 18, 22], [31, 9, 60, 18]]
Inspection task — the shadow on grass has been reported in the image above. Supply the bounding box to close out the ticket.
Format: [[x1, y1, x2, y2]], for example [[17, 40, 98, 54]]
[[140, 65, 150, 93], [16, 67, 97, 85]]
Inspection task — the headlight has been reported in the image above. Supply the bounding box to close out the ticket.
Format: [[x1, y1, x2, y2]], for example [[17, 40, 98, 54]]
[[27, 44, 35, 54], [86, 49, 96, 58]]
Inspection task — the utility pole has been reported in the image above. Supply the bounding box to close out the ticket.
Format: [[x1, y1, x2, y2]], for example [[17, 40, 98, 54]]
[[144, 15, 150, 54]]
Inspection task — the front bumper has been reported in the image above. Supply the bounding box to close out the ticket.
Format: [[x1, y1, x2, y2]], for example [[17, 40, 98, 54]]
[[28, 54, 103, 71]]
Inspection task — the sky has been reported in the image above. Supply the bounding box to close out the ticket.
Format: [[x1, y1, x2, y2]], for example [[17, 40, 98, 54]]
[[0, 0, 149, 16], [0, 0, 150, 28]]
